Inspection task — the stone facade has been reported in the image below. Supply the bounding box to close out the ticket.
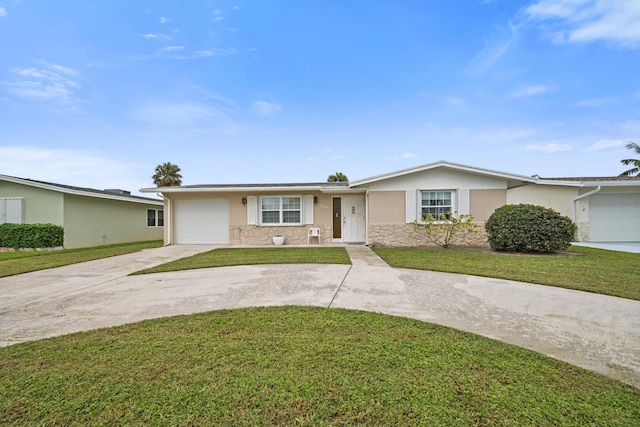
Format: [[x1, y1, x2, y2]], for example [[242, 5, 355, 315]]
[[230, 225, 332, 245], [228, 223, 489, 247], [368, 223, 489, 248]]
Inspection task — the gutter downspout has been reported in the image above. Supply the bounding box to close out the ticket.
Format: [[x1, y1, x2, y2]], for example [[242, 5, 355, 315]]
[[571, 185, 601, 222]]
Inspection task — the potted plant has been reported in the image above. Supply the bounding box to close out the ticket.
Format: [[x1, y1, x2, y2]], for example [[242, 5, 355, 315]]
[[272, 235, 285, 246]]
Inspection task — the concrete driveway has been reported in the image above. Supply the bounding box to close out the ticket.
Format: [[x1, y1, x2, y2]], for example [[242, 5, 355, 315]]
[[1, 244, 639, 389]]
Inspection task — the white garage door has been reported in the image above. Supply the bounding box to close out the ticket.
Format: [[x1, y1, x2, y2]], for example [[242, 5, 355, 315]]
[[590, 193, 640, 242], [174, 199, 229, 244]]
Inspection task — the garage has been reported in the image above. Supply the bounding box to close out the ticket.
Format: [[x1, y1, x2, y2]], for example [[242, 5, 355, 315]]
[[589, 193, 640, 242], [174, 199, 229, 244]]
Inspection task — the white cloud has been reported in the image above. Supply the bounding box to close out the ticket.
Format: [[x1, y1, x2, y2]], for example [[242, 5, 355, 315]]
[[193, 48, 237, 58], [524, 143, 573, 152], [250, 100, 282, 116], [3, 63, 81, 105], [446, 96, 466, 106], [86, 60, 110, 68], [0, 7, 6, 17], [525, 0, 640, 49], [138, 33, 158, 39], [161, 45, 184, 52], [508, 84, 552, 98], [465, 21, 519, 75], [586, 139, 626, 151], [401, 152, 416, 159], [570, 97, 613, 107], [194, 50, 215, 58], [0, 146, 152, 196], [130, 101, 224, 126], [159, 17, 171, 24]]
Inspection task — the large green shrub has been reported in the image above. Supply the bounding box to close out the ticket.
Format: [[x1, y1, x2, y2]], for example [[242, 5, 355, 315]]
[[485, 204, 576, 253], [0, 223, 64, 249]]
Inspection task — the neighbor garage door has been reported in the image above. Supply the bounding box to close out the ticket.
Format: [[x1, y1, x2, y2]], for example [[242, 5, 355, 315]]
[[589, 193, 640, 242], [174, 199, 229, 244]]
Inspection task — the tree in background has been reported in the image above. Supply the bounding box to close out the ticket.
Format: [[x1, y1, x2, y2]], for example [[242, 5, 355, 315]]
[[327, 172, 348, 182], [619, 142, 640, 177], [152, 162, 183, 187]]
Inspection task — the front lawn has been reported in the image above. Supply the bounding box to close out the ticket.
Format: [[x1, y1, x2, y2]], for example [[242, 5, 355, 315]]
[[373, 245, 640, 301], [0, 241, 163, 278], [1, 306, 638, 426], [132, 247, 351, 275]]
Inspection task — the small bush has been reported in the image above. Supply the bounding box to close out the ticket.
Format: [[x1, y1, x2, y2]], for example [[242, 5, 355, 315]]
[[412, 213, 478, 248], [0, 223, 64, 249], [485, 204, 576, 253]]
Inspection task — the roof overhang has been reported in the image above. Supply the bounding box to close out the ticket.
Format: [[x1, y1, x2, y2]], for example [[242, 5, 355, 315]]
[[140, 183, 360, 195], [1, 174, 163, 205]]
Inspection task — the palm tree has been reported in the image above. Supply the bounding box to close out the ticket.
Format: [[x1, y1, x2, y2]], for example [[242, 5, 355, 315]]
[[327, 172, 348, 182], [619, 142, 640, 177], [152, 162, 183, 186]]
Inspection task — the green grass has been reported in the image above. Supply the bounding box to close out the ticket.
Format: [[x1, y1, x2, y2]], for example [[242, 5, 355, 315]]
[[0, 240, 163, 278], [132, 247, 351, 275], [373, 245, 640, 301], [1, 306, 638, 426]]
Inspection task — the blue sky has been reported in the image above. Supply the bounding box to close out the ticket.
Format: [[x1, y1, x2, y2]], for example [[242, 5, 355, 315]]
[[1, 0, 639, 196]]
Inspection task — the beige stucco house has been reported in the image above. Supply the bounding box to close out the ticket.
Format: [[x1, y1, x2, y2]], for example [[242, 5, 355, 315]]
[[140, 161, 640, 247], [1, 175, 164, 249]]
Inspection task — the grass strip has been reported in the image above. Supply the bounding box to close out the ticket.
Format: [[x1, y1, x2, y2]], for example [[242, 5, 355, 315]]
[[373, 245, 640, 301], [132, 247, 351, 275], [1, 306, 638, 426], [0, 240, 163, 278]]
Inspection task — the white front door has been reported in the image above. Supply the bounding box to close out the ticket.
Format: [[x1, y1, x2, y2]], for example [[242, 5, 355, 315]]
[[342, 196, 366, 243]]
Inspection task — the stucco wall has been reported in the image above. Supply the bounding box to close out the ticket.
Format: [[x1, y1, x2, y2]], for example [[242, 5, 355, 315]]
[[64, 194, 163, 248], [506, 184, 578, 218], [368, 191, 404, 223], [0, 181, 64, 225], [361, 168, 508, 192], [469, 189, 506, 221]]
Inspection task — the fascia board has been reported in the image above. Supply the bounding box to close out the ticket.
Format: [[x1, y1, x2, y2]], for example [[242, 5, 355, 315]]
[[580, 180, 640, 187], [141, 185, 331, 193], [534, 180, 583, 187]]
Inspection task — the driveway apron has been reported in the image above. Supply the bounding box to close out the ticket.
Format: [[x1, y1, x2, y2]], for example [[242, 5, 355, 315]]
[[1, 244, 639, 389]]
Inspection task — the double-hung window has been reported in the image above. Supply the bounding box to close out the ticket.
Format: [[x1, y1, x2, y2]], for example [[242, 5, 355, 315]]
[[420, 191, 454, 220], [260, 196, 302, 225], [147, 209, 164, 227]]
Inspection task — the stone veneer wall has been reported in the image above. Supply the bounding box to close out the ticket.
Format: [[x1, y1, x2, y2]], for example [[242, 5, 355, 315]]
[[230, 225, 332, 245], [368, 223, 489, 248]]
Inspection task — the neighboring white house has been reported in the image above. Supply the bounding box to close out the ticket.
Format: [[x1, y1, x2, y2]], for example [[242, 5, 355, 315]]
[[1, 174, 164, 248], [140, 161, 640, 246]]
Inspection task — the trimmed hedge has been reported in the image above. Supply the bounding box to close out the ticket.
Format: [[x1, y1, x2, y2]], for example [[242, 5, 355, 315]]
[[0, 223, 64, 249], [485, 204, 576, 253]]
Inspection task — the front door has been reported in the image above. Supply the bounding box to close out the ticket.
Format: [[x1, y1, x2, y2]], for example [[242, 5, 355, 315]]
[[332, 198, 342, 239], [342, 196, 366, 243]]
